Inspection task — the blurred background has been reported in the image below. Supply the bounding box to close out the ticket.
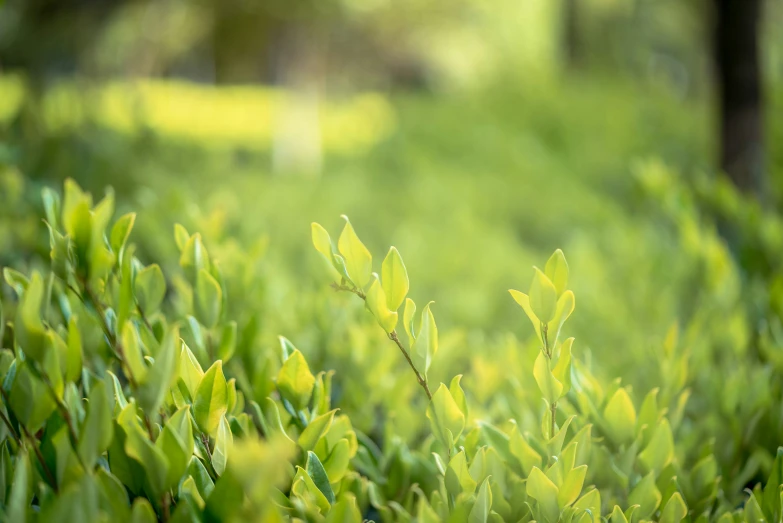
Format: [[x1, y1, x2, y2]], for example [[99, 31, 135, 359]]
[[4, 0, 783, 490]]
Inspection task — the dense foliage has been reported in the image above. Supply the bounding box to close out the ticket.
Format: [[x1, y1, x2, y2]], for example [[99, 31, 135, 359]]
[[0, 176, 781, 522]]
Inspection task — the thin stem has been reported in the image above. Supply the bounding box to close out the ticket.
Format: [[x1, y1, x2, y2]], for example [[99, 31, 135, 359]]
[[550, 402, 557, 440], [161, 492, 171, 522], [0, 407, 21, 447], [331, 282, 432, 401], [143, 416, 156, 441], [137, 304, 154, 334], [389, 331, 432, 401]]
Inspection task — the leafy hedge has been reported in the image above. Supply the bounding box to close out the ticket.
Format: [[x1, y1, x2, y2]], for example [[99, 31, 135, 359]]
[[0, 178, 781, 522]]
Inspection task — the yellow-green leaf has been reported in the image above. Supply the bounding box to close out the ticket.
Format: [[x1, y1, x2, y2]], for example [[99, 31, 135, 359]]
[[603, 388, 637, 445], [403, 298, 417, 346], [509, 289, 541, 339], [276, 350, 315, 411], [381, 247, 409, 311], [558, 465, 587, 508], [426, 383, 465, 450], [134, 264, 166, 315], [529, 268, 558, 323], [660, 493, 688, 523], [337, 215, 372, 288], [527, 466, 560, 523], [195, 268, 222, 329], [638, 419, 674, 474], [534, 351, 562, 405], [193, 361, 228, 436], [15, 271, 47, 363], [412, 302, 437, 378], [545, 249, 569, 296], [365, 274, 398, 333], [212, 415, 232, 476]]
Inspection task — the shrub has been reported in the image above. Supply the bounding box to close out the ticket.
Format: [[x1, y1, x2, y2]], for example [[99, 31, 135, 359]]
[[0, 179, 781, 522]]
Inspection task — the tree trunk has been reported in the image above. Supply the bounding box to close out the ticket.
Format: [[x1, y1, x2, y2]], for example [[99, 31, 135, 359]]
[[712, 0, 765, 199]]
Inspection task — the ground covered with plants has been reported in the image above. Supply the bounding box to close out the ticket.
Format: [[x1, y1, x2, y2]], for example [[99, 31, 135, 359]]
[[1, 78, 783, 522]]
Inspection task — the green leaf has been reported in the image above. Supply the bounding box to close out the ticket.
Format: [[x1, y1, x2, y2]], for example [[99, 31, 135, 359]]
[[445, 450, 477, 496], [276, 349, 315, 412], [186, 457, 215, 500], [469, 477, 494, 523], [337, 215, 372, 288], [118, 403, 170, 498], [529, 268, 557, 323], [9, 362, 56, 432], [42, 186, 61, 230], [174, 224, 190, 252], [322, 438, 351, 483], [412, 302, 438, 378], [78, 379, 114, 469], [193, 360, 228, 436], [628, 472, 661, 520], [65, 316, 83, 383], [365, 274, 398, 333], [325, 495, 363, 523], [574, 489, 602, 523], [212, 415, 233, 476], [155, 406, 194, 489], [547, 291, 575, 347], [217, 321, 237, 362], [660, 492, 688, 523], [6, 448, 29, 523], [558, 465, 587, 508], [426, 383, 465, 450], [299, 409, 337, 452], [110, 212, 136, 255], [134, 264, 166, 315], [534, 351, 563, 405], [638, 419, 674, 474], [136, 326, 179, 416], [96, 468, 131, 519], [180, 233, 211, 285], [15, 271, 48, 363], [3, 267, 29, 296], [745, 493, 766, 523], [636, 388, 660, 439], [118, 244, 136, 328], [509, 289, 541, 339], [509, 426, 542, 476], [403, 298, 417, 346], [121, 322, 148, 384], [382, 247, 409, 311], [552, 337, 573, 398], [545, 249, 569, 296], [306, 451, 336, 505], [179, 476, 205, 510], [527, 466, 560, 523], [292, 465, 331, 513], [603, 387, 637, 445], [194, 268, 222, 329], [179, 341, 204, 400], [449, 374, 468, 419], [130, 498, 157, 523], [610, 505, 629, 523], [311, 222, 343, 282]]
